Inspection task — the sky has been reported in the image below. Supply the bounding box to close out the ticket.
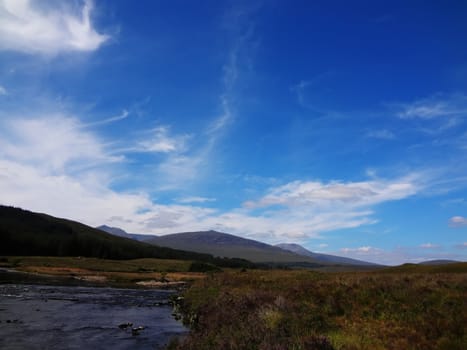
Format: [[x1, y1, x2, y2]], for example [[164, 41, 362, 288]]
[[0, 0, 466, 265]]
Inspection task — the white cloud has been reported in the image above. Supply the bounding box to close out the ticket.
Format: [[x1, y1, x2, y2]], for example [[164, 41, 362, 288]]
[[0, 111, 426, 246], [336, 245, 465, 265], [0, 85, 7, 95], [152, 110, 233, 190], [291, 80, 311, 108], [0, 114, 120, 174], [138, 126, 189, 153], [449, 216, 467, 227], [366, 129, 395, 140], [420, 243, 440, 249], [0, 159, 152, 228], [340, 246, 382, 254], [84, 110, 129, 127], [177, 196, 216, 204], [396, 93, 467, 134], [0, 105, 430, 250], [244, 177, 419, 209], [397, 93, 467, 120], [0, 0, 109, 55]]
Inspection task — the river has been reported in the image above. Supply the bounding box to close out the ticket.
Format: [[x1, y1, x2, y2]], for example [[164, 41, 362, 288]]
[[0, 283, 188, 350]]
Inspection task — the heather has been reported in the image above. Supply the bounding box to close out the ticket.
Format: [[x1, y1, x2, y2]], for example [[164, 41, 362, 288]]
[[171, 267, 467, 349]]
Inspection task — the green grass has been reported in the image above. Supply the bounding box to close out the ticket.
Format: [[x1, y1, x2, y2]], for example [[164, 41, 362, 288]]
[[4, 256, 192, 272], [171, 266, 467, 350]]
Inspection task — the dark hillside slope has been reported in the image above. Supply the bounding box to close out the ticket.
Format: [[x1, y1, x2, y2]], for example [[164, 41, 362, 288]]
[[0, 206, 253, 267]]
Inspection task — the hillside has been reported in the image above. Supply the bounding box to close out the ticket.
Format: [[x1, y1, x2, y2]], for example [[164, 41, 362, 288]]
[[146, 230, 323, 265], [0, 205, 252, 268], [418, 259, 460, 265], [276, 243, 379, 266], [96, 225, 156, 241]]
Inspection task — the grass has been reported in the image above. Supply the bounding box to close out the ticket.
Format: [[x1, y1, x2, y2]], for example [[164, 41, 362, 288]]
[[4, 256, 192, 272], [171, 265, 467, 350], [2, 256, 466, 348], [0, 256, 204, 287]]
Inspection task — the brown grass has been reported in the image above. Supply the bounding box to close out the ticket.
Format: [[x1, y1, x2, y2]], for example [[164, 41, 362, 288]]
[[171, 268, 467, 350]]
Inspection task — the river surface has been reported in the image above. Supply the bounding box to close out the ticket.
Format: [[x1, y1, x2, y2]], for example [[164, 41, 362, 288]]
[[0, 283, 188, 350]]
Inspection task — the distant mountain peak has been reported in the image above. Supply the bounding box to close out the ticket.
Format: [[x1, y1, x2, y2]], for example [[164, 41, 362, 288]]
[[96, 225, 131, 238], [276, 242, 380, 266]]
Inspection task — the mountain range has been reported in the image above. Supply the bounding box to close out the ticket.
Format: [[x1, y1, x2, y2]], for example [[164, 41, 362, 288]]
[[0, 205, 252, 268], [0, 205, 460, 267], [98, 225, 379, 266], [275, 243, 378, 266]]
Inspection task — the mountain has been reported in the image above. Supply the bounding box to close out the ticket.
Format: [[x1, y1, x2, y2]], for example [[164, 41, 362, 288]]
[[276, 243, 380, 266], [96, 225, 156, 241], [146, 230, 324, 265], [96, 225, 133, 239], [418, 259, 460, 265], [0, 205, 253, 268]]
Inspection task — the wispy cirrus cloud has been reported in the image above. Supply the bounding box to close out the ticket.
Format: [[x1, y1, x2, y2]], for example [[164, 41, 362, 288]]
[[397, 93, 467, 120], [366, 129, 395, 140], [84, 110, 129, 128], [149, 8, 255, 191], [0, 85, 7, 95], [138, 126, 189, 153], [0, 0, 109, 55], [0, 110, 425, 241], [340, 246, 383, 254], [0, 114, 120, 174], [177, 196, 216, 204], [420, 243, 440, 249], [395, 93, 467, 133]]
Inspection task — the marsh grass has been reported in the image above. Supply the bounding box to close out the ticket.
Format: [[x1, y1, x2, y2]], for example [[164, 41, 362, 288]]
[[0, 256, 202, 286], [174, 266, 467, 349]]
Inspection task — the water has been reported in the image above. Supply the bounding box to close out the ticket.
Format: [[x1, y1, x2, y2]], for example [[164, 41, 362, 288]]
[[0, 284, 188, 350]]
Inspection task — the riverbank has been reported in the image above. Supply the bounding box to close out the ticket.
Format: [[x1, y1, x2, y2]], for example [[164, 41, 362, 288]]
[[0, 256, 206, 289]]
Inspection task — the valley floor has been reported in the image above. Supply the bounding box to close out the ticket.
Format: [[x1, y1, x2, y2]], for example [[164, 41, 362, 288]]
[[2, 257, 466, 349], [172, 265, 467, 350], [0, 256, 205, 289]]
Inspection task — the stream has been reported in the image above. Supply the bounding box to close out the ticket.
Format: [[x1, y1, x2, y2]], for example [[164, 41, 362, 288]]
[[0, 283, 187, 349]]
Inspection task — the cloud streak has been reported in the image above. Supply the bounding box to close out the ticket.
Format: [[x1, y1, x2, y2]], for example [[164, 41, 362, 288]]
[[244, 177, 419, 209], [0, 111, 425, 241], [366, 129, 395, 140], [397, 93, 467, 120], [0, 114, 120, 174], [0, 0, 109, 55], [449, 216, 467, 227], [138, 126, 189, 153]]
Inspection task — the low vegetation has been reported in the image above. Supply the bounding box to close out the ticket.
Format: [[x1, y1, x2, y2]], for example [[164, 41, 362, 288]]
[[171, 265, 467, 350], [0, 256, 205, 287]]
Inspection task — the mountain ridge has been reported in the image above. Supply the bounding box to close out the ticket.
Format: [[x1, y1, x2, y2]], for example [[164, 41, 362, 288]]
[[276, 243, 380, 266], [146, 230, 323, 264], [0, 205, 254, 268], [98, 226, 380, 266]]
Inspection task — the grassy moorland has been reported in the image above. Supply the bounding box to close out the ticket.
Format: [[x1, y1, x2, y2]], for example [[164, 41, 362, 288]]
[[171, 264, 467, 350], [0, 256, 206, 287]]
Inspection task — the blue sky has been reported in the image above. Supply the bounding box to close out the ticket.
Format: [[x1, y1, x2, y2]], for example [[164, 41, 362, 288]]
[[0, 0, 466, 264]]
